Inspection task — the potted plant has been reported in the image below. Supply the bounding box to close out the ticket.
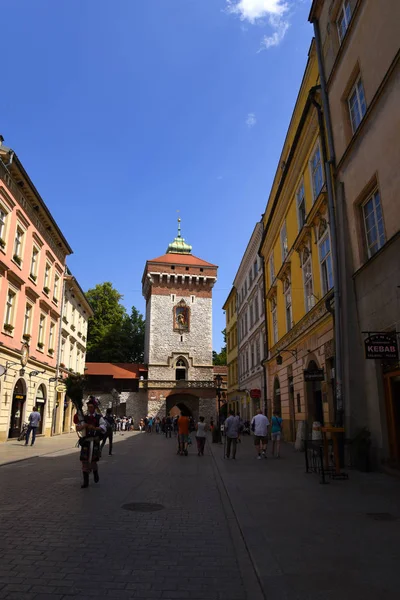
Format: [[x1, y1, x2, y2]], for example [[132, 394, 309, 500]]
[[30, 273, 37, 282], [37, 341, 44, 349], [0, 238, 5, 249], [43, 286, 50, 295], [13, 254, 22, 265], [71, 324, 76, 331], [63, 316, 68, 324], [22, 333, 31, 342], [53, 296, 58, 304], [4, 323, 14, 333], [49, 348, 54, 355], [60, 362, 66, 368]]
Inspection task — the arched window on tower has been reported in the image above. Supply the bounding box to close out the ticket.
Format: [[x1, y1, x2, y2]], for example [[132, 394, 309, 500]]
[[175, 359, 187, 381]]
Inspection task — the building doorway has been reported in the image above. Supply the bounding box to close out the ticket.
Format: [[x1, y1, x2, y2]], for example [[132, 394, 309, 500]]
[[384, 370, 400, 467], [166, 393, 199, 421], [9, 379, 27, 439], [273, 378, 281, 416], [306, 360, 324, 428], [35, 384, 47, 434], [288, 375, 295, 442]]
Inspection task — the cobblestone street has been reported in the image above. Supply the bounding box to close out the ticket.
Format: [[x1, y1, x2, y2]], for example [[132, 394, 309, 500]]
[[1, 432, 400, 600]]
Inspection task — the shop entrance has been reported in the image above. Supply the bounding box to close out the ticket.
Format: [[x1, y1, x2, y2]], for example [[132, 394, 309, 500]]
[[35, 384, 47, 434], [384, 370, 400, 467], [9, 379, 27, 439], [306, 360, 324, 429]]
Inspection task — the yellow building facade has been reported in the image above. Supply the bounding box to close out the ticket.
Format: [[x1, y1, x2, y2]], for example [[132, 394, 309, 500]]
[[260, 40, 335, 442], [223, 287, 239, 414]]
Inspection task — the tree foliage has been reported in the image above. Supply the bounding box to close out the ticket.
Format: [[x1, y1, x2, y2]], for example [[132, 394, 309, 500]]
[[213, 328, 227, 365], [86, 282, 145, 363]]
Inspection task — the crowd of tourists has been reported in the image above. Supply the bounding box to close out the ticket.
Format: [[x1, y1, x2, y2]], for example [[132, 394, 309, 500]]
[[68, 394, 283, 489]]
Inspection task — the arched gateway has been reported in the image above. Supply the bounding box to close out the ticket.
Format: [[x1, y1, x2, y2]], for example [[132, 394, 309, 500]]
[[141, 220, 218, 424]]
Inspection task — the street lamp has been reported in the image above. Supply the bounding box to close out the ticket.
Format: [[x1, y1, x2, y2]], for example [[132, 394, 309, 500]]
[[214, 373, 223, 443]]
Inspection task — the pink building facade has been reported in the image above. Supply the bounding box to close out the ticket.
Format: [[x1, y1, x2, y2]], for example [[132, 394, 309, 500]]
[[0, 138, 72, 442]]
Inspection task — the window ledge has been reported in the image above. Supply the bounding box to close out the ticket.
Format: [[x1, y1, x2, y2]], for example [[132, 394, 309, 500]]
[[2, 330, 14, 338], [28, 275, 38, 285], [11, 258, 23, 270]]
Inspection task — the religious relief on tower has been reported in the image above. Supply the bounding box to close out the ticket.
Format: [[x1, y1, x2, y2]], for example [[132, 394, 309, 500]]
[[173, 300, 190, 332]]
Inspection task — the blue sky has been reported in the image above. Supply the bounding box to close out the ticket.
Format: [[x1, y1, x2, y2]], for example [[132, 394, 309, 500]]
[[1, 0, 312, 352]]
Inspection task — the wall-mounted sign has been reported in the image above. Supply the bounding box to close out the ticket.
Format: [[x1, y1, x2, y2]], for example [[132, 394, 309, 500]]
[[304, 369, 325, 382], [21, 343, 29, 367], [364, 333, 398, 360], [250, 389, 261, 399]]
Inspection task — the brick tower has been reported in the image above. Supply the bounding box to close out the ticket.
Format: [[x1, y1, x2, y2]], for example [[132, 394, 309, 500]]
[[142, 219, 218, 421]]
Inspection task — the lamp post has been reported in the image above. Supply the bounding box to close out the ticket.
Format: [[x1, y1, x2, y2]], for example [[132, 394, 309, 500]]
[[214, 373, 223, 444]]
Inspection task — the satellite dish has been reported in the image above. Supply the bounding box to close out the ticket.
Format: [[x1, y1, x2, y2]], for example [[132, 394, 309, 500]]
[[0, 365, 6, 377]]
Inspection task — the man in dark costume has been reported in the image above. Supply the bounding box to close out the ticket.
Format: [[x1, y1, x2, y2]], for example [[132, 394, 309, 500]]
[[75, 397, 107, 488]]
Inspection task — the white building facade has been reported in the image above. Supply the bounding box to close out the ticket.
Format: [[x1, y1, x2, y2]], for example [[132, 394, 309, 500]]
[[234, 222, 266, 420]]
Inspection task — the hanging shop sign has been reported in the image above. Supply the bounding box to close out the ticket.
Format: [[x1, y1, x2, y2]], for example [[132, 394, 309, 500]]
[[364, 333, 398, 360], [250, 389, 261, 399], [304, 368, 325, 382]]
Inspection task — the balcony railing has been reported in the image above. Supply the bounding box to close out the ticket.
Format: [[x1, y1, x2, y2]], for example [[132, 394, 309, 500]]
[[139, 380, 218, 390]]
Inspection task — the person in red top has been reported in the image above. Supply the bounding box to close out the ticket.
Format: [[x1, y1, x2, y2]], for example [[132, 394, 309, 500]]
[[177, 413, 190, 456]]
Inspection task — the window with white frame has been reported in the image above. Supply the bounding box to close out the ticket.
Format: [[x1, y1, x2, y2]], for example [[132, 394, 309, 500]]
[[71, 305, 76, 325], [13, 227, 24, 261], [281, 221, 288, 261], [337, 0, 352, 43], [48, 321, 55, 351], [254, 294, 259, 322], [269, 254, 275, 284], [44, 263, 51, 291], [362, 189, 385, 258], [348, 77, 366, 133], [245, 312, 248, 335], [251, 344, 255, 368], [310, 143, 324, 200], [256, 337, 261, 364], [253, 260, 258, 278], [249, 302, 254, 328], [302, 248, 314, 313], [245, 350, 249, 373], [23, 303, 32, 336], [76, 350, 80, 373], [284, 278, 293, 332], [30, 247, 39, 279], [61, 339, 65, 364], [4, 289, 16, 328], [319, 231, 334, 295], [271, 296, 278, 345], [296, 181, 306, 230], [0, 208, 7, 244], [69, 343, 74, 368], [53, 273, 60, 301], [260, 290, 264, 314], [38, 314, 46, 346]]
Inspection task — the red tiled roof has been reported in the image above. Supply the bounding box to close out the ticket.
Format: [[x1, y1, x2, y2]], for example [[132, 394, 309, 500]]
[[147, 253, 217, 267], [85, 363, 147, 379], [213, 366, 228, 374]]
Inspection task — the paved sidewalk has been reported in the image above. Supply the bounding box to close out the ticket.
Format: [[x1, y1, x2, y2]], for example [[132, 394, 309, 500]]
[[0, 431, 138, 466], [209, 435, 400, 600]]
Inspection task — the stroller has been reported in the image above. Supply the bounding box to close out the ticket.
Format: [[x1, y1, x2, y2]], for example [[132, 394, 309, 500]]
[[242, 420, 251, 435]]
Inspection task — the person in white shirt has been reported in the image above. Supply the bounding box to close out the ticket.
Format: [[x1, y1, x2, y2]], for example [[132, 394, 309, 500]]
[[251, 408, 270, 460], [25, 407, 41, 447]]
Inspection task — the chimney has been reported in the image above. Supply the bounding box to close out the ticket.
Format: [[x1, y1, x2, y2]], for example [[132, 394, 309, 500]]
[[0, 135, 4, 146]]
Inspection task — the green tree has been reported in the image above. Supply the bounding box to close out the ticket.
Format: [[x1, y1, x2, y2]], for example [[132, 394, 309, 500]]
[[86, 282, 145, 363], [213, 328, 227, 365]]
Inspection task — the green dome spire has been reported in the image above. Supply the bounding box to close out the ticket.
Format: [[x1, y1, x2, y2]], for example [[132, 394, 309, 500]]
[[166, 218, 192, 254]]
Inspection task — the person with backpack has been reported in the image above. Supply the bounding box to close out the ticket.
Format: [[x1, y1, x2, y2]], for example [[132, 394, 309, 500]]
[[101, 408, 115, 456], [271, 410, 283, 458]]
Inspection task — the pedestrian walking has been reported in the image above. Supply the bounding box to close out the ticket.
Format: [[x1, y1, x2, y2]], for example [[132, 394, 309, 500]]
[[155, 417, 161, 434], [165, 415, 172, 438], [101, 408, 115, 456], [224, 410, 240, 459], [251, 408, 270, 459], [177, 413, 190, 456], [25, 406, 41, 446], [195, 416, 207, 456], [271, 411, 283, 458], [75, 398, 107, 488]]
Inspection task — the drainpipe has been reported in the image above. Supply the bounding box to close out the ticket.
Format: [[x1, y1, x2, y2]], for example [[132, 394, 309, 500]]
[[311, 95, 344, 428], [52, 266, 68, 435], [258, 250, 269, 417]]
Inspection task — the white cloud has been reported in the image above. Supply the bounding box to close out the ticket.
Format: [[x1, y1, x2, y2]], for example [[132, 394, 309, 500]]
[[226, 0, 290, 50], [246, 112, 257, 127]]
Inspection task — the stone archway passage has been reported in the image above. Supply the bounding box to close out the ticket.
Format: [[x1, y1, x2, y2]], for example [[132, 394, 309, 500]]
[[166, 393, 200, 422]]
